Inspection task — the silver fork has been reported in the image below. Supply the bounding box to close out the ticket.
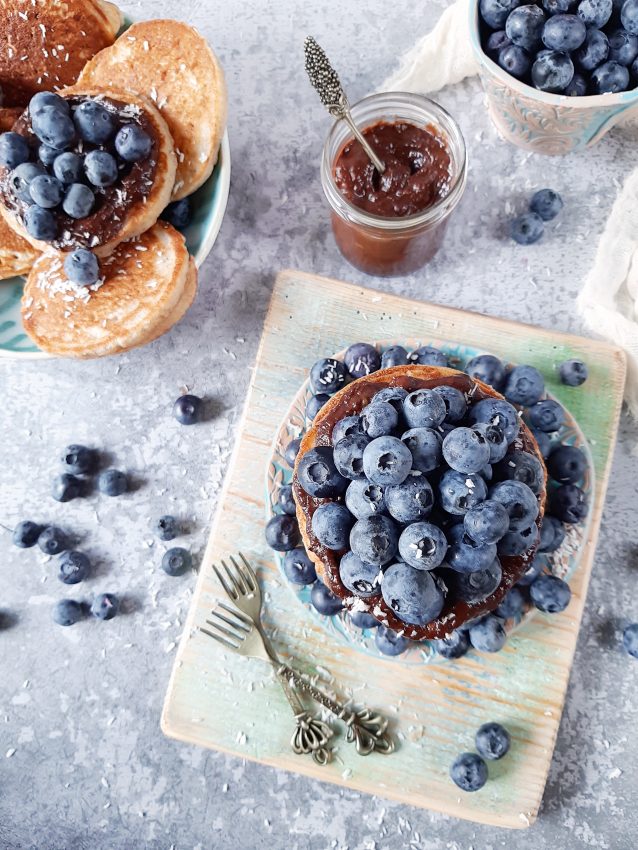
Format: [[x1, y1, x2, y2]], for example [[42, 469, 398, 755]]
[[209, 553, 394, 757]]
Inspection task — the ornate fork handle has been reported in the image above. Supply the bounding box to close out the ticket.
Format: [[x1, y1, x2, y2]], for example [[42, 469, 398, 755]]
[[277, 673, 333, 766], [277, 664, 394, 756]]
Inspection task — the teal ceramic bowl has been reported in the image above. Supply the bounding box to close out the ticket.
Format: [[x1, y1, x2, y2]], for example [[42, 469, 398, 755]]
[[0, 131, 231, 358]]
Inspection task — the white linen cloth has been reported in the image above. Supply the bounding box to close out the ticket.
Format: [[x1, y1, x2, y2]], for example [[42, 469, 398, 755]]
[[383, 0, 638, 417]]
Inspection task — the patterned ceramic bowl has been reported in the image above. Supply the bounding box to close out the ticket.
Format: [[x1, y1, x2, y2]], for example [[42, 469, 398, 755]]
[[469, 1, 638, 155]]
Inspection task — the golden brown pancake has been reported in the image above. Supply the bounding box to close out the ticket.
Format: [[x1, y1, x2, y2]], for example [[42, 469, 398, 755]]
[[0, 107, 23, 131]]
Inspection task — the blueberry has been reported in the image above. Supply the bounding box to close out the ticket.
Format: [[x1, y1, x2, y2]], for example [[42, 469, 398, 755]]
[[503, 364, 545, 407], [476, 722, 511, 760], [84, 150, 118, 187], [499, 44, 532, 76], [469, 398, 521, 443], [558, 358, 588, 386], [551, 484, 588, 523], [297, 446, 348, 497], [38, 526, 68, 555], [497, 522, 540, 556], [486, 30, 512, 59], [464, 500, 510, 545], [495, 449, 545, 494], [506, 4, 547, 49], [371, 386, 409, 413], [565, 72, 588, 94], [0, 132, 30, 169], [530, 573, 571, 612], [97, 468, 127, 497], [29, 92, 70, 118], [265, 514, 299, 551], [350, 514, 399, 566], [56, 152, 85, 183], [578, 0, 613, 24], [64, 249, 100, 286], [591, 59, 630, 91], [384, 475, 434, 523], [306, 393, 330, 421], [547, 444, 587, 483], [450, 752, 488, 792], [380, 345, 409, 368], [403, 388, 447, 429], [532, 428, 552, 458], [398, 521, 448, 570], [284, 438, 302, 468], [439, 470, 488, 515], [32, 105, 76, 150], [381, 561, 445, 625], [530, 188, 564, 222], [53, 599, 84, 626], [60, 444, 97, 474], [362, 436, 413, 486], [161, 547, 193, 576], [339, 551, 381, 596], [575, 27, 610, 70], [481, 0, 523, 27], [350, 610, 380, 629], [401, 427, 443, 473], [443, 427, 491, 475], [310, 581, 343, 615], [73, 100, 117, 144], [449, 557, 503, 602], [469, 614, 507, 652], [360, 401, 398, 439], [539, 515, 566, 551], [331, 416, 363, 444], [496, 586, 526, 619], [433, 629, 470, 659], [621, 0, 638, 34], [517, 554, 545, 586], [529, 399, 565, 432], [345, 479, 387, 519], [283, 548, 317, 585], [472, 423, 508, 464], [90, 592, 119, 620], [543, 0, 575, 12], [622, 623, 638, 658], [115, 124, 152, 162], [278, 484, 296, 516], [62, 183, 95, 219], [447, 524, 498, 574], [344, 342, 380, 378], [52, 473, 83, 502], [154, 515, 179, 541], [309, 358, 347, 394], [173, 393, 203, 425], [40, 144, 65, 167], [465, 354, 506, 390], [10, 162, 45, 202], [542, 13, 587, 49], [432, 385, 468, 422], [407, 345, 449, 367], [12, 520, 43, 548], [161, 197, 193, 229], [311, 502, 354, 550], [375, 625, 410, 656], [532, 49, 575, 91], [25, 205, 57, 241], [58, 550, 91, 584], [490, 480, 539, 530]]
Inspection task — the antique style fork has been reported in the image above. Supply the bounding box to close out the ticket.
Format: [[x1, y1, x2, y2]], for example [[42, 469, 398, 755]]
[[207, 553, 394, 757]]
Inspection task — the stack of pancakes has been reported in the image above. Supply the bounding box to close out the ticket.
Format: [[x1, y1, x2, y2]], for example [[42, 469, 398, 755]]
[[0, 3, 227, 358]]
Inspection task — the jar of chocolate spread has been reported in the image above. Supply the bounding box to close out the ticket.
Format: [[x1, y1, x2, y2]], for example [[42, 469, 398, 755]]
[[321, 93, 467, 277]]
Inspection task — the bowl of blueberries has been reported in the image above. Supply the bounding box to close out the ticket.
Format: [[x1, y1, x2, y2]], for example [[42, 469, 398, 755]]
[[470, 0, 638, 153]]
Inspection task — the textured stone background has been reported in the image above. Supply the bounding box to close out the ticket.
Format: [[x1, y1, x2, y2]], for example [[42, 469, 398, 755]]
[[1, 0, 637, 848]]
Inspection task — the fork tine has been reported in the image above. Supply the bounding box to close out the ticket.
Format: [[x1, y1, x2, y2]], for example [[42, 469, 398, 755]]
[[210, 607, 251, 634], [222, 559, 246, 596], [212, 562, 237, 600], [205, 615, 243, 643], [199, 626, 240, 651], [231, 553, 256, 592], [218, 600, 252, 626], [238, 552, 258, 590]]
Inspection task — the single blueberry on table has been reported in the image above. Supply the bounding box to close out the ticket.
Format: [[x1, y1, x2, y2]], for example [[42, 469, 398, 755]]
[[278, 484, 296, 516], [297, 446, 348, 498], [331, 415, 363, 444], [403, 388, 447, 429], [551, 484, 588, 523], [13, 520, 43, 548], [283, 548, 317, 585], [154, 515, 179, 541], [161, 547, 193, 576], [486, 30, 512, 60], [401, 427, 443, 473], [490, 480, 539, 530], [496, 586, 526, 619], [506, 4, 547, 50], [40, 144, 64, 168], [443, 427, 491, 474], [381, 561, 445, 626], [497, 522, 540, 556], [29, 92, 70, 118], [265, 514, 299, 551], [53, 599, 84, 626], [60, 444, 97, 475], [499, 43, 532, 76], [517, 554, 546, 586], [529, 399, 565, 432], [52, 152, 84, 185], [464, 500, 510, 545], [468, 398, 520, 443], [64, 249, 100, 286], [52, 473, 83, 502], [115, 124, 152, 162], [384, 475, 434, 523], [530, 573, 571, 612], [622, 623, 638, 659], [432, 385, 468, 422], [339, 551, 381, 597], [359, 401, 398, 438], [565, 73, 588, 95], [375, 625, 410, 656], [371, 386, 409, 413], [542, 13, 587, 50], [447, 524, 498, 574], [407, 345, 449, 367], [310, 581, 343, 616], [433, 629, 470, 659], [0, 132, 30, 169], [349, 610, 380, 629], [621, 0, 638, 34], [32, 105, 76, 150], [345, 479, 386, 519], [62, 183, 95, 219], [530, 188, 564, 221], [532, 428, 552, 458], [344, 342, 380, 378], [476, 722, 511, 760], [350, 514, 399, 566], [97, 469, 127, 497], [465, 353, 506, 390], [362, 435, 413, 486], [84, 149, 119, 188], [24, 205, 57, 241], [398, 521, 448, 570], [309, 357, 347, 394], [29, 174, 63, 208], [38, 526, 68, 556], [480, 0, 522, 28], [450, 752, 488, 792], [471, 422, 508, 463], [547, 444, 587, 483], [161, 197, 192, 229], [532, 49, 575, 91], [576, 27, 610, 69], [591, 59, 630, 91], [558, 358, 588, 386], [311, 502, 354, 550], [73, 99, 117, 145], [495, 449, 545, 495], [438, 470, 488, 515], [469, 614, 508, 652], [539, 515, 567, 552], [381, 345, 409, 368], [90, 592, 119, 620], [58, 550, 91, 585], [284, 438, 302, 468], [503, 364, 545, 407], [448, 558, 503, 603], [173, 393, 203, 425], [305, 392, 330, 421]]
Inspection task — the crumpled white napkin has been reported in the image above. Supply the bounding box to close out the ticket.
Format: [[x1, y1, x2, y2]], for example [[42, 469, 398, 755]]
[[383, 0, 638, 417]]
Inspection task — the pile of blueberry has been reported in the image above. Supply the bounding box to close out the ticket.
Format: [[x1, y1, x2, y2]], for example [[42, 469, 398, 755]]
[[450, 721, 511, 792], [511, 188, 563, 245], [480, 0, 638, 94], [266, 342, 591, 658]]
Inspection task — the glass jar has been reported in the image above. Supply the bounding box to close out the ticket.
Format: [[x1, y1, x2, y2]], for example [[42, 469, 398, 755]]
[[321, 92, 467, 277]]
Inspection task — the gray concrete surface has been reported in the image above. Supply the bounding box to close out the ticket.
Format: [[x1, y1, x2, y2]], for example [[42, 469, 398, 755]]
[[1, 0, 637, 847]]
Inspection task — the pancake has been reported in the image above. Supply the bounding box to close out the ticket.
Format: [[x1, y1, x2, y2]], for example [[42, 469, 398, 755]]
[[0, 88, 176, 257], [0, 107, 24, 131], [0, 213, 37, 278], [21, 220, 196, 357], [77, 19, 227, 199], [0, 0, 122, 107], [293, 364, 547, 641]]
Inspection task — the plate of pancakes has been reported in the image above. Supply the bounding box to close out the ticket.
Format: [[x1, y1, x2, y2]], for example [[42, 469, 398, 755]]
[[0, 2, 230, 358]]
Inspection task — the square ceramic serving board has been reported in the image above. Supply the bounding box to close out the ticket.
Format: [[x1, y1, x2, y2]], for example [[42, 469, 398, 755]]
[[162, 269, 626, 828]]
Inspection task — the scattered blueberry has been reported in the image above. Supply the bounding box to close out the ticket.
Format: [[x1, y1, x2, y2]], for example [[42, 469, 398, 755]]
[[504, 364, 545, 406], [375, 625, 410, 656], [362, 436, 413, 486], [90, 592, 119, 620], [12, 520, 42, 548], [403, 388, 447, 429], [401, 427, 443, 473], [465, 353, 506, 389], [310, 581, 343, 615], [312, 502, 354, 550], [344, 342, 381, 378], [530, 573, 571, 612], [475, 722, 511, 760], [161, 197, 193, 229], [496, 586, 526, 619], [62, 183, 95, 219], [380, 345, 409, 368], [464, 500, 510, 545], [279, 484, 296, 516], [433, 629, 470, 659], [532, 49, 575, 91], [53, 599, 84, 626], [283, 548, 317, 585], [385, 475, 434, 523], [450, 752, 488, 792], [529, 399, 565, 432], [547, 444, 587, 483], [350, 514, 399, 566], [60, 444, 97, 475], [52, 473, 83, 502], [154, 515, 179, 541], [115, 124, 152, 162], [469, 615, 507, 652], [84, 149, 118, 187], [64, 249, 99, 286], [551, 483, 588, 523], [439, 470, 488, 515], [309, 357, 347, 394], [530, 188, 564, 221], [58, 550, 91, 584], [38, 526, 68, 555], [97, 469, 127, 497], [161, 547, 193, 576], [591, 58, 630, 90], [297, 446, 348, 498], [382, 561, 445, 625], [306, 393, 330, 421], [0, 132, 30, 169], [408, 345, 449, 367], [173, 394, 203, 425], [73, 100, 117, 145], [339, 551, 381, 596], [622, 623, 638, 658], [284, 438, 302, 468], [265, 514, 299, 551], [349, 610, 380, 629], [558, 358, 588, 386], [345, 479, 387, 519]]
